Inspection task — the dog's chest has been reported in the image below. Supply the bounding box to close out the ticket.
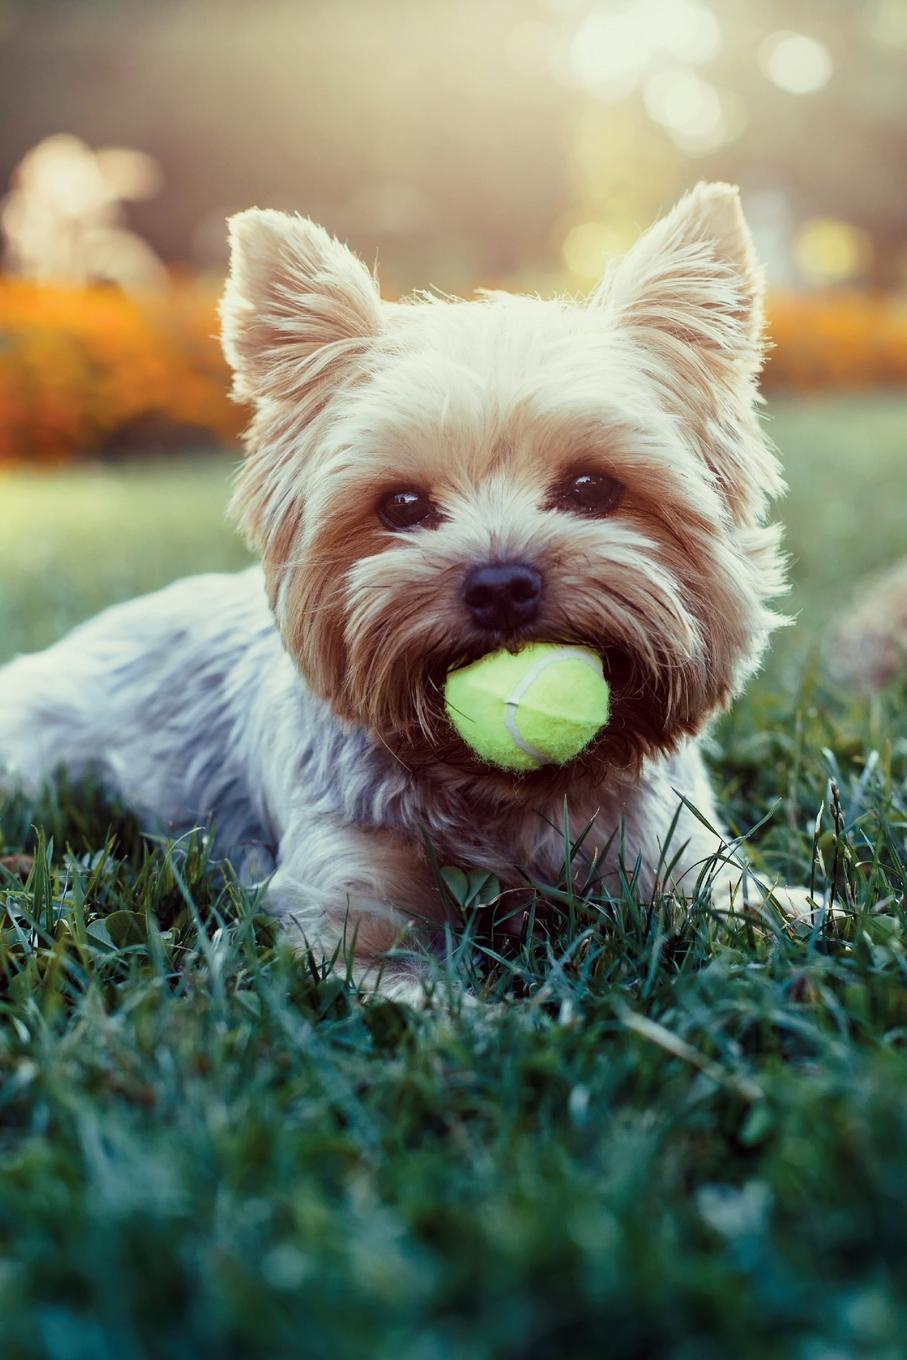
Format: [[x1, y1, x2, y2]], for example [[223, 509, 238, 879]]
[[407, 780, 642, 888]]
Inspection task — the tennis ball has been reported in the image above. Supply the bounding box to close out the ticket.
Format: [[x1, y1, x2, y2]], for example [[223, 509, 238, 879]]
[[444, 643, 610, 772]]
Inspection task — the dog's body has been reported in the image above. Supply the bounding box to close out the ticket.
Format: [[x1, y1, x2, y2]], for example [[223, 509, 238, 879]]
[[0, 183, 809, 999], [0, 564, 733, 991]]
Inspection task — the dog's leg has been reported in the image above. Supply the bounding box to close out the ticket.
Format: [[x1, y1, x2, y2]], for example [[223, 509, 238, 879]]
[[269, 819, 452, 1003]]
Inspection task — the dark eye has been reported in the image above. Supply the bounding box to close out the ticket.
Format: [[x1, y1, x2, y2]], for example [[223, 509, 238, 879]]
[[554, 470, 624, 518], [377, 488, 441, 531]]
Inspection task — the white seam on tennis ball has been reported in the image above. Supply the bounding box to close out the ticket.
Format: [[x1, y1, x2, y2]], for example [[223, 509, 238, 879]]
[[504, 648, 603, 766]]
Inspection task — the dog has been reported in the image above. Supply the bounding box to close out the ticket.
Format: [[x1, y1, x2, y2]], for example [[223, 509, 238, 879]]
[[0, 182, 814, 1001]]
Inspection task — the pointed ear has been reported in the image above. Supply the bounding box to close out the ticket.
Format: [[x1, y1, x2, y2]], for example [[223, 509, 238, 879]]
[[597, 185, 782, 524], [596, 182, 765, 381], [220, 208, 382, 404]]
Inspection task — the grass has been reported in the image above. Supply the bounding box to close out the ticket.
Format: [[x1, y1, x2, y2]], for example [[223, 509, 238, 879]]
[[0, 457, 253, 659], [1, 393, 906, 1359]]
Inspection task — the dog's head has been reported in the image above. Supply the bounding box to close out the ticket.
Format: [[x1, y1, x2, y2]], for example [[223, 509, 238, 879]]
[[220, 183, 787, 789]]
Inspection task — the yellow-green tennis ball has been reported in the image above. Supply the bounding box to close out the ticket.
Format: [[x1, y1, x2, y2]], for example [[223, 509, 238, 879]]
[[444, 643, 610, 772]]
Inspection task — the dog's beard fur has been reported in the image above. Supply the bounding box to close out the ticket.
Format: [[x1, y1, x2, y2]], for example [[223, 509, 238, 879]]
[[220, 182, 788, 799]]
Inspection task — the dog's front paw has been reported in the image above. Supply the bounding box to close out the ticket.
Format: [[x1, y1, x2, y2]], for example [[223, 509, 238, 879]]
[[766, 883, 856, 925], [711, 871, 832, 923], [768, 884, 823, 920]]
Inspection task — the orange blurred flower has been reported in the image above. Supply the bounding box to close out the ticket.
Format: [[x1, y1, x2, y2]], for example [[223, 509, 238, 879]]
[[0, 278, 244, 465], [764, 293, 907, 391], [1, 282, 906, 467]]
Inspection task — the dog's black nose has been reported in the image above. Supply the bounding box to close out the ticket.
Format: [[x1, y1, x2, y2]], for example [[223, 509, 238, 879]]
[[463, 562, 542, 631]]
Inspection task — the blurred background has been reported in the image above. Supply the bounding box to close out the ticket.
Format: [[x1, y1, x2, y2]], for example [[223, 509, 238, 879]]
[[0, 0, 905, 684]]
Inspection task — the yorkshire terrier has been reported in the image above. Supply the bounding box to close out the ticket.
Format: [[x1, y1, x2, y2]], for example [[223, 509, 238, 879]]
[[0, 182, 815, 1001]]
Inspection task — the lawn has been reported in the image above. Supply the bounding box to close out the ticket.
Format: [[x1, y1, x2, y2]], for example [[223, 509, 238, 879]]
[[1, 394, 906, 1359]]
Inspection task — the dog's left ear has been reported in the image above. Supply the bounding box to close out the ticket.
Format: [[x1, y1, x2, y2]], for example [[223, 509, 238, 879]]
[[220, 208, 382, 405], [597, 183, 782, 522], [596, 181, 765, 386]]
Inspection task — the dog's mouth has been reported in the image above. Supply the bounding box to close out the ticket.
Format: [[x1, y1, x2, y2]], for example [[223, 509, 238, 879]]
[[360, 627, 683, 794], [596, 644, 636, 693]]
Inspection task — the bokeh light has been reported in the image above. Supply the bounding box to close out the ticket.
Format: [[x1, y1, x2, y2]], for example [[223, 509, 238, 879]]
[[561, 218, 635, 284], [760, 31, 834, 95], [864, 0, 907, 49], [566, 0, 721, 98], [642, 69, 726, 154], [0, 1, 905, 305], [795, 218, 873, 286]]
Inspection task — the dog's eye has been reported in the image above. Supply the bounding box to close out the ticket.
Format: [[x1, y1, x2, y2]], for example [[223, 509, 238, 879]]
[[555, 471, 624, 518], [377, 489, 440, 531]]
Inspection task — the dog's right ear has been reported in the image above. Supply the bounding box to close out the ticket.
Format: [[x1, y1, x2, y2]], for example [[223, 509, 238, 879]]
[[220, 209, 382, 405]]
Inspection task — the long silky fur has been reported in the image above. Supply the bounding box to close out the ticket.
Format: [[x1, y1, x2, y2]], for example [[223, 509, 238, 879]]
[[0, 183, 807, 1002]]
